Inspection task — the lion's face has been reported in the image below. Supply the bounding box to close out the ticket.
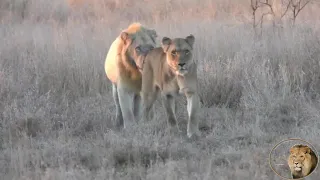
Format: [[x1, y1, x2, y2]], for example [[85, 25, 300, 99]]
[[121, 29, 157, 69], [161, 35, 195, 76], [288, 145, 313, 174]]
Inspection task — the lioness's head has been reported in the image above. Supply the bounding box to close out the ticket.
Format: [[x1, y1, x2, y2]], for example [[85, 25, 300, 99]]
[[161, 35, 195, 76], [288, 144, 315, 176], [120, 24, 157, 69]]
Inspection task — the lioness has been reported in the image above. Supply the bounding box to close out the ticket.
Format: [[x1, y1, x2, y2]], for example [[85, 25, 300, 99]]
[[288, 144, 318, 179], [140, 35, 201, 138], [104, 23, 157, 129]]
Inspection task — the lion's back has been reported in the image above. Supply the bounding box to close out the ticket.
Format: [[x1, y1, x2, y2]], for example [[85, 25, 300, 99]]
[[105, 37, 122, 84], [145, 47, 166, 66], [143, 47, 167, 80]]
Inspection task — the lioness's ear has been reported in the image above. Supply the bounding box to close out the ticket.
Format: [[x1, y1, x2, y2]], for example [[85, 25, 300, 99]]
[[185, 34, 195, 47], [162, 37, 172, 52], [120, 32, 129, 45]]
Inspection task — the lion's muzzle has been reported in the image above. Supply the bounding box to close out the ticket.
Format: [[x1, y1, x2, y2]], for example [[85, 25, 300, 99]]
[[294, 162, 302, 171]]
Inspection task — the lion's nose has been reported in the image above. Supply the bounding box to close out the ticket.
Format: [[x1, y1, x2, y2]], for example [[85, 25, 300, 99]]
[[295, 162, 298, 165], [178, 63, 186, 67]]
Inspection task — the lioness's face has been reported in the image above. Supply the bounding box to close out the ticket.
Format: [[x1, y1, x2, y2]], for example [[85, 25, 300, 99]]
[[121, 30, 157, 69], [162, 35, 195, 76], [288, 146, 311, 172]]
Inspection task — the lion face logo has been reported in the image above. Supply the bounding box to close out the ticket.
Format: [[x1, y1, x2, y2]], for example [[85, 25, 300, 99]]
[[288, 144, 318, 179], [290, 150, 307, 172], [161, 35, 195, 76]]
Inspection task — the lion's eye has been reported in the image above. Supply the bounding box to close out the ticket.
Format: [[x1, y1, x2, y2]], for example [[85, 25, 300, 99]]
[[300, 156, 303, 158], [135, 46, 141, 52], [185, 50, 190, 54], [171, 50, 177, 56]]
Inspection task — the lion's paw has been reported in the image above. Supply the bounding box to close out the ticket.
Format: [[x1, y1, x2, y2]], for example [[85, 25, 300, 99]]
[[165, 125, 182, 136], [187, 126, 201, 138]]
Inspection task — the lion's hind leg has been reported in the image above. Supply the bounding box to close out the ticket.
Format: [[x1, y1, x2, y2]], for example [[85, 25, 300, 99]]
[[112, 84, 124, 129]]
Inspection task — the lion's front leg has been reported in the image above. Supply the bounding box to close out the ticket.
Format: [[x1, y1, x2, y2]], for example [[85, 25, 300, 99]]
[[133, 94, 142, 121], [185, 91, 201, 138], [112, 84, 123, 128], [117, 85, 136, 129]]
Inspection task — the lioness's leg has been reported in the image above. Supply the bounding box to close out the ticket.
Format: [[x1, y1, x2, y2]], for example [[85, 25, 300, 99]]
[[112, 84, 123, 128], [117, 86, 136, 129], [185, 92, 201, 138], [133, 94, 142, 121], [162, 94, 178, 127], [141, 90, 158, 122], [141, 63, 157, 122]]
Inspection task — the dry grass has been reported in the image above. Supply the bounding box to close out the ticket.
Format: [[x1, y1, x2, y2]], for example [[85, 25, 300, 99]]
[[0, 0, 320, 180]]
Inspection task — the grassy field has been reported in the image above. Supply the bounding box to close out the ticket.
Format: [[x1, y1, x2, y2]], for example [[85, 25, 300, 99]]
[[0, 0, 320, 179]]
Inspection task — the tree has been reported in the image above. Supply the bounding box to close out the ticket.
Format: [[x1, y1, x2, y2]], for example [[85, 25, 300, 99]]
[[289, 0, 312, 25], [250, 0, 312, 36]]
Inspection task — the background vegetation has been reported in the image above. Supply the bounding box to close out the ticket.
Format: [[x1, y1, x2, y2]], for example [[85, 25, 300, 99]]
[[0, 0, 320, 179]]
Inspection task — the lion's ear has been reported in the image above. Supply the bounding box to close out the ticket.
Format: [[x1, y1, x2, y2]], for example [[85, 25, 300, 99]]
[[149, 29, 157, 38], [185, 34, 195, 47], [120, 32, 130, 45], [162, 37, 172, 52], [304, 147, 311, 154], [290, 148, 295, 154]]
